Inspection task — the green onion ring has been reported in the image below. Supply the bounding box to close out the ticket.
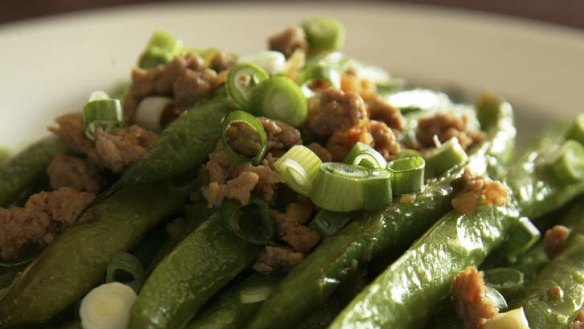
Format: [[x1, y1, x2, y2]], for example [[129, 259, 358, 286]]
[[301, 17, 345, 52], [83, 93, 124, 141], [344, 142, 387, 169], [424, 137, 468, 178], [545, 140, 584, 184], [221, 111, 268, 165], [300, 63, 341, 90], [250, 76, 308, 127], [387, 156, 425, 195], [226, 62, 269, 110], [220, 196, 274, 245], [106, 252, 145, 292], [484, 268, 525, 299], [274, 145, 322, 196], [502, 217, 541, 262], [567, 113, 584, 145]]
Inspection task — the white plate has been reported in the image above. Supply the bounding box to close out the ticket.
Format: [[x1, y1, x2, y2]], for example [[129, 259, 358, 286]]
[[1, 2, 583, 150]]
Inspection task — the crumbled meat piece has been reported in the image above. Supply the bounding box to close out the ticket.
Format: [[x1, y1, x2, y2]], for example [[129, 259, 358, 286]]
[[368, 97, 405, 131], [452, 266, 499, 329], [49, 113, 94, 155], [416, 112, 485, 150], [400, 194, 416, 204], [50, 115, 158, 174], [124, 54, 210, 123], [226, 121, 263, 158], [207, 171, 259, 206], [92, 126, 158, 174], [340, 72, 377, 101], [451, 168, 509, 214], [253, 245, 304, 274], [47, 155, 102, 193], [571, 311, 584, 329], [211, 51, 236, 72], [547, 285, 564, 299], [308, 89, 368, 138], [202, 143, 233, 184], [272, 203, 313, 236], [282, 226, 320, 254], [368, 121, 401, 159], [268, 26, 307, 57], [172, 69, 218, 108], [575, 311, 584, 323], [326, 130, 356, 162], [259, 117, 302, 155], [544, 225, 571, 259], [0, 188, 94, 260], [307, 142, 332, 162]]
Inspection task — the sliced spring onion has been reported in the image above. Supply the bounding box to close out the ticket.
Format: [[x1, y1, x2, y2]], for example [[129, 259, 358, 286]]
[[221, 111, 268, 165], [300, 63, 341, 90], [301, 17, 345, 52], [310, 163, 392, 212], [424, 137, 468, 177], [384, 89, 451, 114], [483, 307, 530, 329], [240, 284, 275, 304], [106, 252, 145, 293], [545, 140, 584, 184], [250, 76, 308, 127], [226, 62, 269, 110], [344, 142, 387, 169], [238, 51, 286, 75], [219, 196, 274, 245], [485, 286, 508, 312], [502, 217, 541, 261], [387, 156, 425, 195], [138, 30, 183, 70], [475, 92, 503, 130], [134, 96, 172, 132], [83, 91, 123, 141], [309, 210, 355, 237], [567, 113, 584, 145], [0, 255, 34, 268], [79, 282, 137, 329], [484, 268, 525, 299], [274, 145, 322, 196]]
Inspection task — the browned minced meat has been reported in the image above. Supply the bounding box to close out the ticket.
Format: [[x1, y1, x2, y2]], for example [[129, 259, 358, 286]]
[[571, 311, 584, 329], [253, 245, 304, 274], [368, 121, 402, 160], [50, 114, 158, 174], [416, 112, 485, 150], [272, 203, 320, 254], [308, 89, 368, 138], [325, 130, 356, 162], [544, 225, 571, 259], [211, 51, 236, 72], [47, 155, 102, 193], [225, 121, 263, 158], [368, 96, 405, 132], [0, 188, 95, 260], [124, 54, 219, 123], [201, 118, 300, 206], [268, 26, 307, 58], [452, 266, 499, 329], [547, 285, 564, 299], [307, 142, 333, 162], [451, 167, 509, 215]]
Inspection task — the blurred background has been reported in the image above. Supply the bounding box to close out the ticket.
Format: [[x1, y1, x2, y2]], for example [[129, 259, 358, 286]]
[[1, 0, 583, 29]]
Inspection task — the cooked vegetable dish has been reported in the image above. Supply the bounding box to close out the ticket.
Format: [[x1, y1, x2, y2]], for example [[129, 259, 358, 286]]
[[1, 17, 584, 329]]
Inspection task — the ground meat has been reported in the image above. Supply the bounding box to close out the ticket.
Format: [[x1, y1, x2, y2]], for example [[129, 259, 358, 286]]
[[368, 121, 402, 159], [268, 26, 307, 57], [308, 89, 368, 138], [172, 68, 218, 108], [47, 155, 102, 193], [259, 117, 302, 155], [211, 51, 236, 72], [49, 113, 94, 155], [307, 142, 333, 162], [451, 168, 509, 214], [416, 112, 485, 150], [547, 285, 564, 299], [92, 126, 158, 174], [544, 225, 571, 259], [50, 114, 158, 174], [571, 311, 584, 329], [0, 188, 94, 260], [326, 130, 356, 162], [368, 96, 405, 131], [452, 266, 499, 329], [272, 203, 313, 235], [226, 121, 263, 158], [340, 69, 377, 101], [282, 226, 320, 254], [124, 54, 214, 123], [253, 245, 304, 274]]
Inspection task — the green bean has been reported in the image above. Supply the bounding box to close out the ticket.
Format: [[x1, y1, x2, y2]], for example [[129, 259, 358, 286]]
[[245, 100, 515, 329], [186, 274, 280, 329], [0, 181, 188, 328], [508, 124, 584, 218], [0, 136, 67, 207], [330, 204, 517, 328], [129, 213, 261, 329], [511, 234, 584, 328], [99, 93, 231, 200]]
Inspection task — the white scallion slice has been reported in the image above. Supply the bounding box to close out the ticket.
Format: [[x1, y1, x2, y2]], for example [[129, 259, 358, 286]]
[[80, 282, 137, 329], [134, 96, 172, 132], [238, 51, 286, 75]]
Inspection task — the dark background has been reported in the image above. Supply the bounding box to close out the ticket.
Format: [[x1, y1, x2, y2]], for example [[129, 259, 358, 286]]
[[1, 0, 583, 29]]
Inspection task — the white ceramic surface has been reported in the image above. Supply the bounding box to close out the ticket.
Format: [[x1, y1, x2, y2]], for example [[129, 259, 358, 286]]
[[1, 2, 583, 150]]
